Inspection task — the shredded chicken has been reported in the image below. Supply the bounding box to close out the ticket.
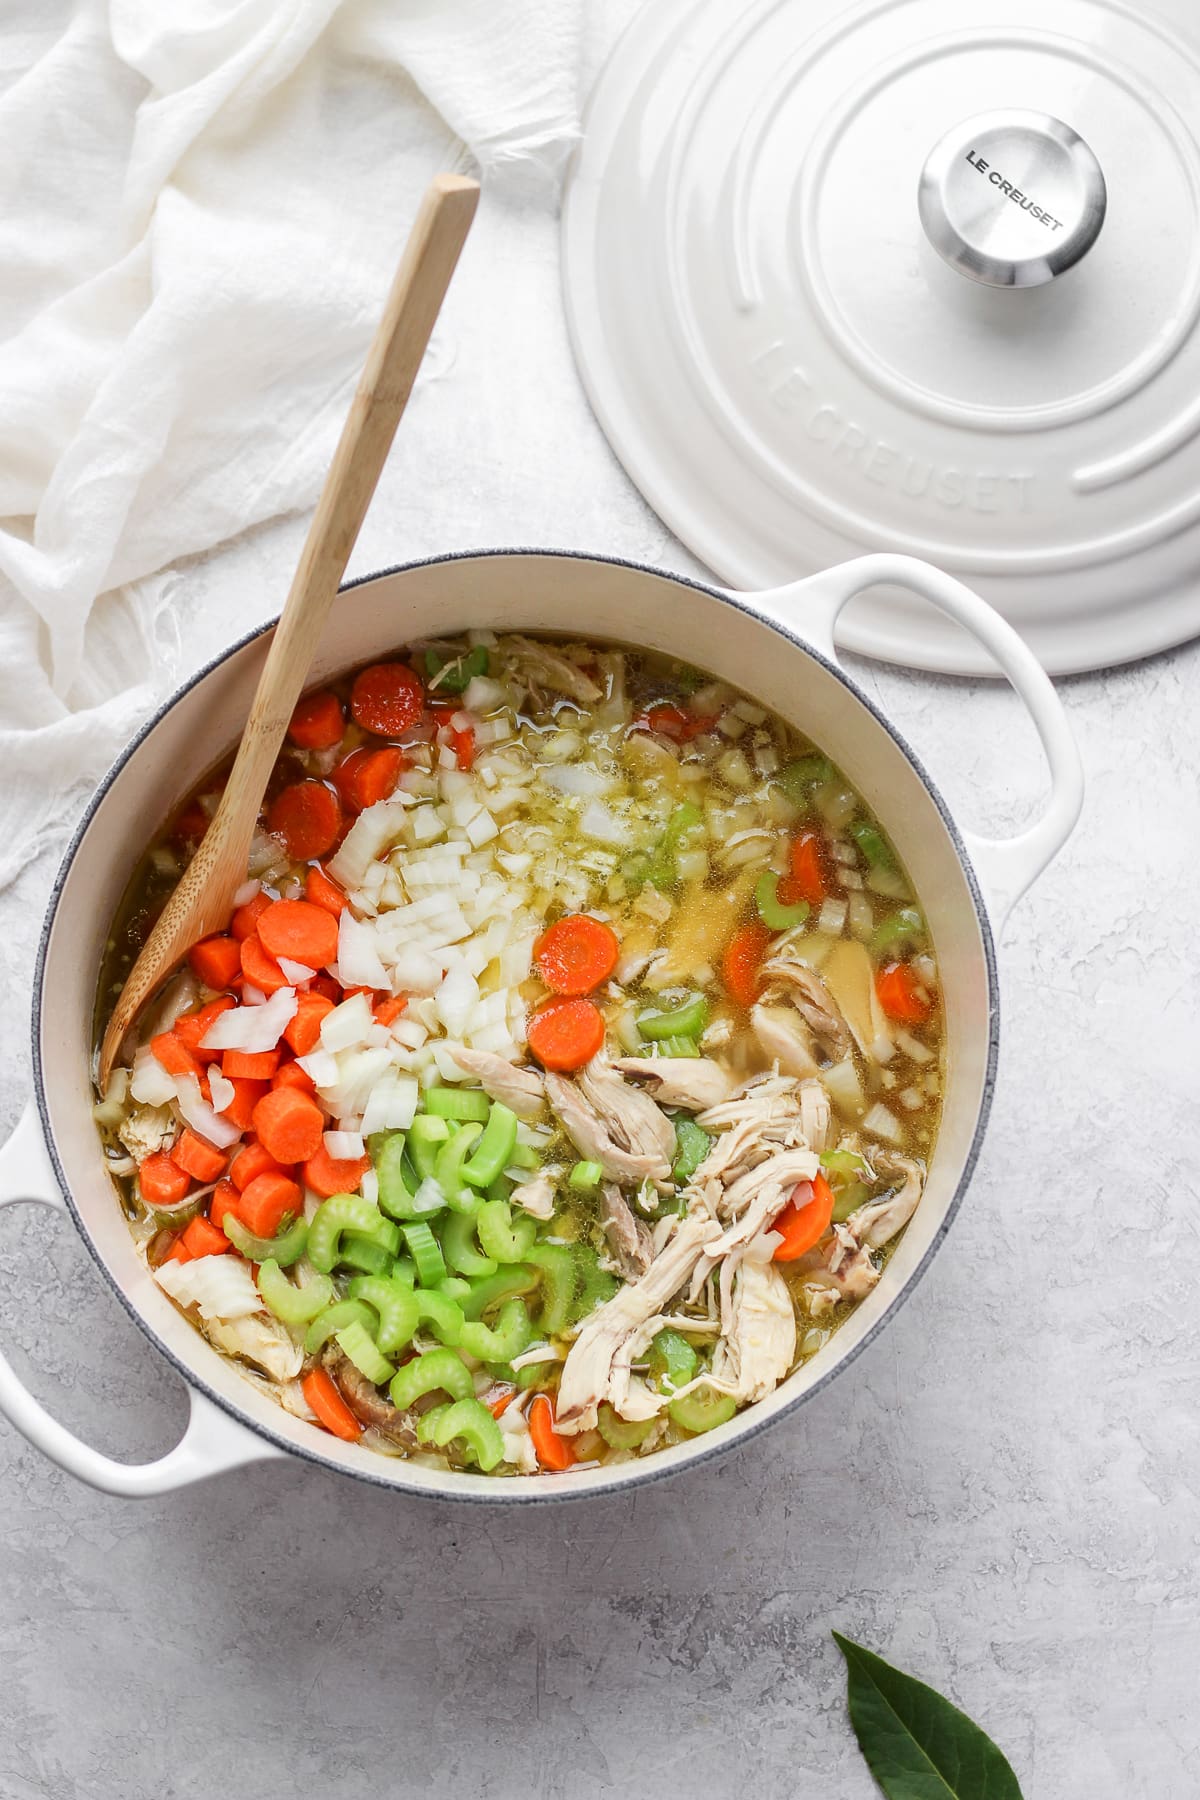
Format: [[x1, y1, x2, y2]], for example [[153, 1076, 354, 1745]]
[[760, 957, 851, 1061], [505, 635, 603, 705], [845, 1150, 924, 1248], [449, 1047, 545, 1122], [203, 1313, 302, 1383], [600, 1181, 654, 1279], [797, 1080, 833, 1153], [751, 1003, 822, 1078], [708, 1254, 797, 1405], [510, 1170, 557, 1221], [545, 1054, 674, 1185], [611, 1055, 732, 1113], [118, 1103, 177, 1165], [798, 1223, 880, 1304]]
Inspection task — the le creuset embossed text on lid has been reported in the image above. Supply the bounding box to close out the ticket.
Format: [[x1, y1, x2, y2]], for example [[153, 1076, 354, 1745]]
[[563, 0, 1200, 674]]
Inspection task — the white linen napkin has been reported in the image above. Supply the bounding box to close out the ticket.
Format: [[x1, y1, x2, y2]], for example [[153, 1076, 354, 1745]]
[[0, 0, 585, 889]]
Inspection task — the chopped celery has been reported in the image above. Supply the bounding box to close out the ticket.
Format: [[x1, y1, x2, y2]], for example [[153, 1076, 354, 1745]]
[[463, 1103, 519, 1189], [569, 1245, 618, 1323], [849, 819, 894, 869], [422, 1085, 490, 1123], [871, 906, 925, 955], [755, 870, 810, 932], [526, 1243, 575, 1335], [569, 1160, 604, 1190], [388, 1346, 473, 1409], [637, 994, 708, 1042], [440, 1210, 498, 1280], [431, 1396, 505, 1471], [308, 1193, 400, 1273], [257, 1259, 332, 1325], [336, 1233, 394, 1277], [336, 1320, 395, 1386], [411, 1289, 465, 1347], [222, 1213, 308, 1267], [415, 1402, 452, 1446], [671, 1118, 712, 1185], [344, 1275, 420, 1356], [832, 1180, 869, 1224], [303, 1298, 376, 1357], [435, 1121, 484, 1213], [598, 1402, 654, 1449], [820, 1148, 866, 1173], [460, 1298, 534, 1362], [374, 1132, 435, 1221], [648, 1328, 698, 1392], [646, 801, 705, 887], [508, 1140, 542, 1171], [630, 1179, 662, 1222], [439, 1276, 472, 1302], [475, 1199, 536, 1264], [402, 1221, 446, 1287], [776, 754, 833, 806], [425, 644, 489, 694], [667, 1382, 737, 1434], [407, 1112, 451, 1182], [634, 1034, 699, 1059], [461, 1264, 539, 1321]]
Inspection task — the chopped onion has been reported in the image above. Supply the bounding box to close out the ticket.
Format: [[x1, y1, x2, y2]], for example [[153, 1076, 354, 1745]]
[[155, 1254, 261, 1320], [435, 963, 478, 1037], [232, 879, 261, 908], [320, 991, 373, 1052], [816, 898, 847, 935], [328, 800, 408, 890], [823, 1058, 865, 1119], [359, 1070, 418, 1135], [847, 893, 874, 942], [862, 1102, 905, 1145], [277, 957, 315, 985], [579, 800, 626, 846], [173, 1075, 242, 1149], [208, 1069, 236, 1114], [410, 1177, 446, 1217], [894, 1028, 934, 1065], [129, 1045, 177, 1107], [540, 763, 612, 797], [463, 675, 505, 713], [336, 911, 390, 990], [297, 1048, 340, 1086], [200, 986, 297, 1053], [898, 1087, 925, 1112], [324, 1130, 365, 1160]]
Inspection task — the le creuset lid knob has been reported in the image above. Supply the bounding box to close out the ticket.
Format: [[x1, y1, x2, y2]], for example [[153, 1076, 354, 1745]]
[[563, 0, 1200, 675]]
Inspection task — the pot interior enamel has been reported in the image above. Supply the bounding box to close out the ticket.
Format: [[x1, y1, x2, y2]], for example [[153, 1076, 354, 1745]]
[[36, 552, 995, 1499]]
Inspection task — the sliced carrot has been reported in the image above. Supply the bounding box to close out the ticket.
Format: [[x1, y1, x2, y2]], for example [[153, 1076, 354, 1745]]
[[221, 1047, 281, 1080], [187, 934, 242, 992], [272, 1060, 317, 1097], [179, 1214, 231, 1259], [239, 932, 289, 995], [284, 990, 335, 1056], [373, 993, 408, 1028], [772, 1173, 835, 1261], [220, 1077, 270, 1132], [163, 1236, 192, 1264], [288, 688, 345, 751], [266, 780, 341, 861], [349, 661, 423, 736], [303, 1143, 371, 1199], [305, 865, 346, 917], [173, 996, 236, 1061], [332, 746, 406, 814], [526, 997, 606, 1072], [170, 1129, 228, 1184], [252, 1086, 325, 1164], [534, 915, 620, 997], [486, 1386, 517, 1420], [721, 922, 772, 1008], [528, 1394, 575, 1471], [257, 898, 339, 970], [310, 973, 342, 1003], [779, 828, 830, 909], [231, 890, 272, 941], [139, 1152, 192, 1207], [210, 1177, 240, 1232], [149, 1030, 204, 1083], [302, 1366, 363, 1442], [229, 1141, 283, 1193], [235, 1170, 302, 1237], [636, 703, 719, 742], [875, 961, 933, 1026], [451, 725, 475, 772]]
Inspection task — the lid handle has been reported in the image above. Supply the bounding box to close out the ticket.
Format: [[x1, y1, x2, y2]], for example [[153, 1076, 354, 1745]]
[[918, 110, 1106, 288]]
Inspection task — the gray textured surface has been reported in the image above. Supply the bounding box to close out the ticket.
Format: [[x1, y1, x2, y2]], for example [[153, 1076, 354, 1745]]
[[2, 21, 1200, 1800]]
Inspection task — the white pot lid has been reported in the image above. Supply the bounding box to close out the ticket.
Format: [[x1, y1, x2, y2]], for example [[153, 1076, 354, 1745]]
[[563, 0, 1200, 674]]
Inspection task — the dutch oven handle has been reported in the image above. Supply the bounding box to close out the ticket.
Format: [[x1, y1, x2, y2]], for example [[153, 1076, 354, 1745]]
[[0, 1103, 286, 1496], [740, 553, 1084, 928]]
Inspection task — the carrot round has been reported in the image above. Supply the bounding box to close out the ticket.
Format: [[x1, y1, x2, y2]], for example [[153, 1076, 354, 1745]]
[[451, 725, 475, 771], [272, 1060, 317, 1096], [139, 1152, 192, 1207], [534, 915, 620, 997], [170, 1129, 228, 1184], [721, 922, 772, 1008], [373, 993, 408, 1028], [332, 746, 406, 814], [173, 996, 235, 1061], [310, 973, 342, 1003], [188, 935, 242, 992], [231, 890, 272, 941], [149, 1030, 204, 1082], [780, 829, 830, 909], [266, 780, 342, 860], [527, 997, 606, 1072], [288, 688, 345, 751], [303, 1143, 371, 1199], [257, 898, 339, 970], [234, 1170, 302, 1237], [284, 990, 335, 1056], [876, 962, 933, 1026], [637, 703, 718, 742], [210, 1177, 240, 1233], [251, 1086, 324, 1164], [221, 1047, 281, 1081], [220, 1077, 270, 1132], [772, 1173, 835, 1261], [179, 1214, 231, 1259], [302, 1367, 363, 1442], [239, 932, 288, 995], [350, 661, 424, 736], [230, 1141, 284, 1193], [305, 865, 346, 917], [528, 1394, 576, 1471]]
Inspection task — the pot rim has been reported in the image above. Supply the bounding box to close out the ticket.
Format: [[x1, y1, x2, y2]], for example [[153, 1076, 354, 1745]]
[[31, 546, 999, 1503]]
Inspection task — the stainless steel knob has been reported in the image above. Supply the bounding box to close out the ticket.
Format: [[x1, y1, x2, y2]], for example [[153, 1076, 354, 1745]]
[[918, 110, 1107, 288]]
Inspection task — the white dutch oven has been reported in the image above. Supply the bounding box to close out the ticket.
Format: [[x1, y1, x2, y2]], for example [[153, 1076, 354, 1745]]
[[0, 550, 1081, 1501]]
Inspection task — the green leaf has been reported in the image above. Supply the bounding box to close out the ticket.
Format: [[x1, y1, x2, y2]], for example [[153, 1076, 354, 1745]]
[[832, 1632, 1024, 1800]]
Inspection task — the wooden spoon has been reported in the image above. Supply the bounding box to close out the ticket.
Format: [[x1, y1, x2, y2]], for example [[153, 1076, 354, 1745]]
[[98, 172, 480, 1089]]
